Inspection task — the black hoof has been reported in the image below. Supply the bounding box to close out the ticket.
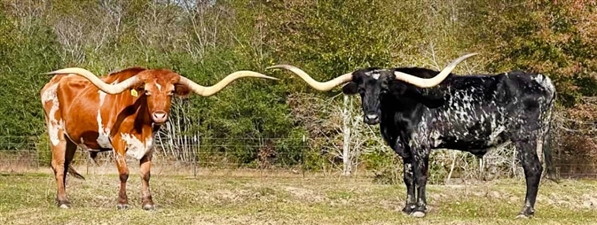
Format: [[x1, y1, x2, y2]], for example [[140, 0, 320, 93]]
[[142, 204, 155, 210], [517, 207, 535, 219], [117, 203, 130, 210], [56, 200, 71, 209], [401, 204, 416, 214]]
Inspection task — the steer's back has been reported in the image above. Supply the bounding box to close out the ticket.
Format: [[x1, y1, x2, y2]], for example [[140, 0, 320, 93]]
[[419, 71, 555, 152], [40, 75, 92, 146]]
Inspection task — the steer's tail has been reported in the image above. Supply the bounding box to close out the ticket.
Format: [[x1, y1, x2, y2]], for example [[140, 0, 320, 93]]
[[542, 75, 558, 182], [542, 117, 557, 182], [68, 165, 85, 180]]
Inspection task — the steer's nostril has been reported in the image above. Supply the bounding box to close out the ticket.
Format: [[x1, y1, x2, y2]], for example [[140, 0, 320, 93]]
[[152, 112, 167, 121]]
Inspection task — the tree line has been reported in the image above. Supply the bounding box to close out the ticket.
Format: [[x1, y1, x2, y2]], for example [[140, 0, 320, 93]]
[[1, 0, 596, 180]]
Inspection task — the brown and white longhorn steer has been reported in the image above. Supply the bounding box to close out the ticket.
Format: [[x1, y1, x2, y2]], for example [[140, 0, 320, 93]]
[[40, 67, 277, 209]]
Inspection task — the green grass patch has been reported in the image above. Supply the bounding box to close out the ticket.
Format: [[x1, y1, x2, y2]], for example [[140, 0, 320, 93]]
[[0, 173, 596, 224]]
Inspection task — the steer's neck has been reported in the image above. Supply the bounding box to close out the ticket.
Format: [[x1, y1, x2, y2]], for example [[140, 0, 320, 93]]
[[116, 95, 156, 135]]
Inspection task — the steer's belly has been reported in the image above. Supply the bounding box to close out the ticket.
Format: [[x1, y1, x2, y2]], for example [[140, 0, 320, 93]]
[[67, 132, 113, 150], [431, 118, 508, 151], [121, 133, 154, 160], [436, 139, 507, 152]]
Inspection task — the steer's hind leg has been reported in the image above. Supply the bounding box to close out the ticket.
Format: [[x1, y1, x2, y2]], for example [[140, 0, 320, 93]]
[[140, 153, 155, 210], [64, 139, 78, 178], [50, 135, 69, 208], [512, 133, 543, 218], [50, 130, 79, 208], [508, 103, 544, 218]]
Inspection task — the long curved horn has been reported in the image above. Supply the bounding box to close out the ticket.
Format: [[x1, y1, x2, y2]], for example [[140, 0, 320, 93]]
[[394, 53, 478, 88], [46, 68, 141, 94], [266, 64, 353, 91], [177, 71, 278, 97]]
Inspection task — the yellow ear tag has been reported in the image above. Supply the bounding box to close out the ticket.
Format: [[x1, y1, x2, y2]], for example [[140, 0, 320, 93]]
[[131, 89, 138, 97]]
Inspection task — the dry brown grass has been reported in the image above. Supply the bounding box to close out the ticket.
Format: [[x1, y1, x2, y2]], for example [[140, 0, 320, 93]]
[[0, 167, 596, 225]]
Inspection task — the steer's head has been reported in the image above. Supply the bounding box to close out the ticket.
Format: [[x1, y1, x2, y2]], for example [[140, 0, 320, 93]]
[[47, 67, 278, 125], [341, 69, 396, 124], [134, 69, 190, 124], [267, 53, 477, 125]]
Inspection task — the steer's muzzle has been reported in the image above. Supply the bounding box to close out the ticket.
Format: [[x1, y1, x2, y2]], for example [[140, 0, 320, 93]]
[[364, 113, 380, 125], [152, 111, 168, 124]]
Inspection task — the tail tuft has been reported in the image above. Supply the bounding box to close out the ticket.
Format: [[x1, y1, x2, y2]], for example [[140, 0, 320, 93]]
[[68, 165, 85, 180], [90, 152, 100, 166]]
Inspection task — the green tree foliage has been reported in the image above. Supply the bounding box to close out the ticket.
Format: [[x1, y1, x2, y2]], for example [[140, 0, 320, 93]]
[[0, 0, 596, 176], [0, 6, 61, 142], [464, 0, 597, 108]]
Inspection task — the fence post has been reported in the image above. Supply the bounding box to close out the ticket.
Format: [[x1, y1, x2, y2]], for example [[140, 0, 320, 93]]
[[302, 135, 306, 178], [512, 148, 517, 177], [86, 150, 90, 175], [193, 134, 198, 178], [342, 95, 351, 176], [36, 137, 42, 169]]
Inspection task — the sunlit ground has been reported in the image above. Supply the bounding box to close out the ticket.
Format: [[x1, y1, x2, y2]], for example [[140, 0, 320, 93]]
[[1, 167, 596, 225]]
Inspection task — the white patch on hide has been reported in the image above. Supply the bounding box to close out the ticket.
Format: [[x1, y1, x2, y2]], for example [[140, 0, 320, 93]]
[[365, 71, 382, 80], [98, 91, 106, 106], [430, 130, 442, 146], [48, 120, 63, 146], [95, 81, 118, 149], [533, 74, 556, 95], [41, 83, 58, 103], [121, 133, 154, 160], [42, 83, 62, 146], [155, 83, 162, 91], [487, 125, 505, 146], [96, 112, 112, 149], [443, 88, 484, 128]]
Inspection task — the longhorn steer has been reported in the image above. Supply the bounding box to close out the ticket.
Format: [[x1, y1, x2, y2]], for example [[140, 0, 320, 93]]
[[40, 67, 276, 209], [267, 53, 556, 218]]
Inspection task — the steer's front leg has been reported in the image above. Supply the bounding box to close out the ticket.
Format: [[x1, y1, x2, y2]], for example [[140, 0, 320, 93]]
[[111, 137, 130, 210], [411, 147, 430, 218], [401, 157, 417, 214], [391, 140, 417, 214], [140, 153, 155, 210]]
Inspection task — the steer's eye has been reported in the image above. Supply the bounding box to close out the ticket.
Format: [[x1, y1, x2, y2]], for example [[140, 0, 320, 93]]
[[168, 90, 174, 96], [145, 91, 151, 96], [380, 89, 388, 94]]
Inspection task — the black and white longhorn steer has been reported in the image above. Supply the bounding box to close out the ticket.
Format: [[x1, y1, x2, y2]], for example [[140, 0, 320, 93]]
[[268, 53, 556, 218]]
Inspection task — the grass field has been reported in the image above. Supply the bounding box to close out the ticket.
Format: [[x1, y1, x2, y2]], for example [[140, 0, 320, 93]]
[[1, 168, 597, 225]]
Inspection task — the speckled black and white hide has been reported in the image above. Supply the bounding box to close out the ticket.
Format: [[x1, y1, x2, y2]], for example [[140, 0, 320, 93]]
[[342, 67, 556, 218]]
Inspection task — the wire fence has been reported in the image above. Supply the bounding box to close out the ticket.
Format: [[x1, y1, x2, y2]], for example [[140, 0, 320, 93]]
[[0, 135, 308, 176], [1, 135, 596, 180]]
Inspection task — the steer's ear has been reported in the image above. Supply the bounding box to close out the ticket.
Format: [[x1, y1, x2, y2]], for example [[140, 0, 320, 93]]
[[342, 82, 358, 95], [174, 84, 192, 98], [133, 83, 145, 92]]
